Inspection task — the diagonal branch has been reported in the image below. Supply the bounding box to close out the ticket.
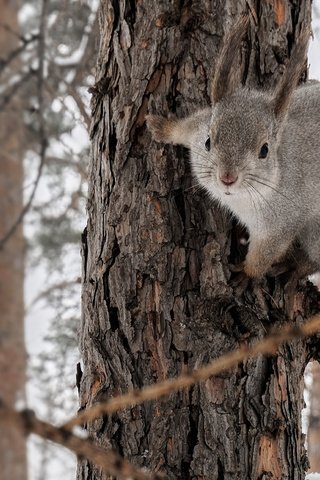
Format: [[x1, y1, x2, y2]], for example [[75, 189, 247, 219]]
[[0, 69, 35, 111], [0, 22, 32, 42], [63, 315, 320, 430], [0, 34, 39, 74], [0, 404, 164, 480], [0, 149, 45, 250], [2, 316, 320, 479]]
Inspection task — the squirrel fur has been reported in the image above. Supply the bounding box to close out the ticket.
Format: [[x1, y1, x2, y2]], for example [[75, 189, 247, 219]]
[[146, 18, 318, 279]]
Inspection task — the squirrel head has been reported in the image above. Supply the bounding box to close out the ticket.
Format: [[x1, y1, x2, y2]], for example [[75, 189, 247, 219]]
[[146, 17, 310, 200], [147, 90, 281, 199], [201, 89, 280, 197]]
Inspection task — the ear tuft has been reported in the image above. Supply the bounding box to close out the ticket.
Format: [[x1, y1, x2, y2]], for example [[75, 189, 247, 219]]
[[211, 15, 249, 103], [146, 114, 175, 144], [274, 29, 310, 118]]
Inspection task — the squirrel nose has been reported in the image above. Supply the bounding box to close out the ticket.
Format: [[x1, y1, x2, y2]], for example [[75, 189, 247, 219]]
[[219, 173, 238, 186]]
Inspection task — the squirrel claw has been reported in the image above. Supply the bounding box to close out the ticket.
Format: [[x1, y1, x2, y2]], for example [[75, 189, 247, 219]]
[[228, 270, 249, 295], [228, 262, 248, 295], [229, 262, 245, 273], [267, 261, 290, 277]]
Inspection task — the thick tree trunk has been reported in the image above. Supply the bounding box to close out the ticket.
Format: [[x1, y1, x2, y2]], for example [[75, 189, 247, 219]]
[[0, 1, 27, 479], [78, 1, 320, 479], [307, 361, 320, 472]]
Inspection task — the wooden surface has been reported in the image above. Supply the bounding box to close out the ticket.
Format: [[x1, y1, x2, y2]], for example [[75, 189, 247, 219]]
[[78, 1, 320, 478]]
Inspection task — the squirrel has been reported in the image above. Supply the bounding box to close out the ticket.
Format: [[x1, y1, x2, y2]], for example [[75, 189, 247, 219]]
[[146, 18, 320, 279]]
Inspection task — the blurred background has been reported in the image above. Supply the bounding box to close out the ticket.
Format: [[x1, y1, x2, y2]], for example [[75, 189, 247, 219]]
[[0, 0, 97, 478], [0, 1, 320, 479]]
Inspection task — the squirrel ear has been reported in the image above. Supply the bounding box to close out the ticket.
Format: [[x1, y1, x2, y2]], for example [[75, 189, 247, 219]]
[[211, 15, 249, 103], [146, 114, 181, 145], [273, 29, 310, 118]]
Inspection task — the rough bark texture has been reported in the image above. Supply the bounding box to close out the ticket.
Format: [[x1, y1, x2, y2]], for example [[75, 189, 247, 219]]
[[307, 361, 320, 473], [0, 0, 27, 479], [78, 1, 320, 479]]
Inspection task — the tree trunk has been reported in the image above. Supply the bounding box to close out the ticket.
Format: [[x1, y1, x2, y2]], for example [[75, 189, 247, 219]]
[[0, 1, 27, 479], [307, 361, 320, 473], [78, 1, 320, 478]]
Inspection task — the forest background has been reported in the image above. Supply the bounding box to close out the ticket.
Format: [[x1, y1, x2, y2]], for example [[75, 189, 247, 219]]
[[1, 0, 320, 479]]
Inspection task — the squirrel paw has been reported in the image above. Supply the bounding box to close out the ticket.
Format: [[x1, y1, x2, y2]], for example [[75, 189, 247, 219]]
[[229, 271, 249, 295], [243, 260, 267, 279], [146, 114, 174, 143], [266, 261, 290, 277], [145, 114, 166, 142], [229, 262, 245, 273]]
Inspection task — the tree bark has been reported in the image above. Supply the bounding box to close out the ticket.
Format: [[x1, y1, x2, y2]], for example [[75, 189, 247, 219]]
[[307, 361, 320, 473], [0, 1, 27, 479], [78, 1, 320, 479]]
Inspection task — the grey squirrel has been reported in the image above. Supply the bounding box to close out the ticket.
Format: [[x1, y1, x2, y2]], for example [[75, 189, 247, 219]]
[[146, 18, 320, 279]]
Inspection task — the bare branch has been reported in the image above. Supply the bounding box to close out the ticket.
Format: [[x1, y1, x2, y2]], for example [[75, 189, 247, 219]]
[[28, 278, 81, 309], [44, 75, 91, 130], [0, 22, 32, 43], [5, 315, 318, 479], [0, 69, 35, 111], [0, 151, 45, 250], [0, 34, 39, 74], [45, 155, 87, 179], [65, 83, 91, 129], [63, 315, 320, 430], [0, 404, 164, 480]]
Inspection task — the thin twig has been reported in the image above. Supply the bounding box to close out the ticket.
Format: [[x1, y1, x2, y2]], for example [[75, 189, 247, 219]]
[[65, 81, 91, 128], [0, 69, 35, 111], [0, 404, 164, 480], [0, 22, 31, 42], [63, 315, 320, 430], [0, 149, 45, 250], [0, 35, 39, 74], [28, 278, 81, 309]]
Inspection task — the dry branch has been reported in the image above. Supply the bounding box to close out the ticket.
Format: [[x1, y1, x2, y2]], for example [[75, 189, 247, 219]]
[[0, 403, 164, 480], [1, 292, 319, 480], [0, 35, 38, 74], [63, 315, 320, 430]]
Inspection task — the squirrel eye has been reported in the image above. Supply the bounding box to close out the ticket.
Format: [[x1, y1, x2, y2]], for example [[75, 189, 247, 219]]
[[205, 137, 211, 151], [259, 143, 269, 159]]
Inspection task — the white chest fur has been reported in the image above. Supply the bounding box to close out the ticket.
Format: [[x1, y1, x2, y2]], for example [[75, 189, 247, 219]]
[[215, 189, 270, 236]]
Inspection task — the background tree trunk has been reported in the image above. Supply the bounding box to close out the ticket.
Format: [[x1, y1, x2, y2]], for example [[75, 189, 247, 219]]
[[78, 1, 320, 478], [0, 1, 27, 479]]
